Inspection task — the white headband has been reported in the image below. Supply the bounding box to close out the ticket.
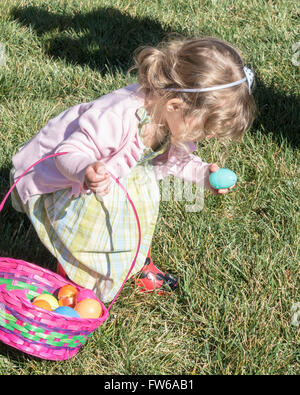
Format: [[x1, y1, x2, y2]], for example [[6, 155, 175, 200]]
[[165, 66, 254, 94]]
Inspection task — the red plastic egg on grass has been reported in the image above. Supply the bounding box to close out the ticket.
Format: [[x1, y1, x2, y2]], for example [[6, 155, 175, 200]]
[[75, 298, 102, 319]]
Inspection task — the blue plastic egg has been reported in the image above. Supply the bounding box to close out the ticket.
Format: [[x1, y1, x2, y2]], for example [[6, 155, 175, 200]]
[[54, 306, 80, 318], [209, 168, 237, 190]]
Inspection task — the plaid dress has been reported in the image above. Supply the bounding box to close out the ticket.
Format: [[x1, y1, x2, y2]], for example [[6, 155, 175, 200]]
[[11, 107, 170, 303]]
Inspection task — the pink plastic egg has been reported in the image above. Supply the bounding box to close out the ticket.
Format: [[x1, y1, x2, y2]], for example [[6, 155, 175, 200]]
[[76, 289, 98, 303]]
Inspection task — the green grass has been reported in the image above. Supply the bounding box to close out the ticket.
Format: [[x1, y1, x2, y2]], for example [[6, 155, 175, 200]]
[[0, 0, 299, 375]]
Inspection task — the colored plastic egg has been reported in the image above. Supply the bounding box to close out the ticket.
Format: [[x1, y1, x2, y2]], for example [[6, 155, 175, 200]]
[[58, 284, 78, 299], [76, 289, 98, 303], [58, 295, 76, 308], [209, 168, 237, 190], [34, 294, 59, 310], [32, 299, 52, 311], [75, 298, 102, 319], [54, 306, 81, 318]]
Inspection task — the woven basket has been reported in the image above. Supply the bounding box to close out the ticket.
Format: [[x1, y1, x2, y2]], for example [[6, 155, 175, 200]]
[[0, 153, 141, 360], [0, 257, 109, 360]]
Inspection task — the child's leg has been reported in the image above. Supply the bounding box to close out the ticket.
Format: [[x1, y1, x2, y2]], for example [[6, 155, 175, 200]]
[[58, 244, 178, 294], [9, 168, 26, 213], [56, 262, 80, 287], [134, 246, 178, 294]]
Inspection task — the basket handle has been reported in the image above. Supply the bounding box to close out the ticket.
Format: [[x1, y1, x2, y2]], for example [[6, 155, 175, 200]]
[[0, 152, 141, 311]]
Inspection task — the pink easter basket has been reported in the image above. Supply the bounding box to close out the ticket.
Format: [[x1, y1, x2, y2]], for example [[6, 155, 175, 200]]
[[0, 153, 141, 360]]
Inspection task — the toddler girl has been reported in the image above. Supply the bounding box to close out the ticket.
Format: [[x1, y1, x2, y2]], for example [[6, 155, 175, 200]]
[[11, 37, 256, 303]]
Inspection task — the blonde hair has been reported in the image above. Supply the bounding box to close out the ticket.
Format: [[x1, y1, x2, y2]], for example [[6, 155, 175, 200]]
[[132, 36, 256, 147]]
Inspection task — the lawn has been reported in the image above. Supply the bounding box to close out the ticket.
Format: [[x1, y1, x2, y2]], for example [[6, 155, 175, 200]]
[[0, 0, 299, 375]]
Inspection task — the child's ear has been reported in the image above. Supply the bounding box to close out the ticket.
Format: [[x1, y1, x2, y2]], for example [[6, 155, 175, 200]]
[[166, 98, 185, 113]]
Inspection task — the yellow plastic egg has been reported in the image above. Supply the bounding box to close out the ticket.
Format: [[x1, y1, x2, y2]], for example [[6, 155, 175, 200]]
[[34, 294, 59, 311]]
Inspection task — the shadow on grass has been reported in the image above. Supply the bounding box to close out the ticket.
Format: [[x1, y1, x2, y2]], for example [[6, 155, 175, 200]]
[[10, 5, 173, 74], [0, 341, 40, 366], [0, 167, 56, 267], [10, 5, 300, 149], [252, 78, 300, 149]]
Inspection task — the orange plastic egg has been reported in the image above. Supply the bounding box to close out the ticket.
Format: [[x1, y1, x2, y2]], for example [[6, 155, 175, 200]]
[[32, 299, 52, 311], [34, 294, 59, 310], [58, 284, 78, 300], [58, 296, 76, 308], [74, 298, 102, 319]]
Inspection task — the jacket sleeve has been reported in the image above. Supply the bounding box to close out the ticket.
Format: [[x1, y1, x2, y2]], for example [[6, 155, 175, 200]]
[[152, 142, 211, 189], [54, 107, 125, 186]]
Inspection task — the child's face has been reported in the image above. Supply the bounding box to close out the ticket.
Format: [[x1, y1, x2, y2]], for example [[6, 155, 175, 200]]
[[164, 98, 205, 142]]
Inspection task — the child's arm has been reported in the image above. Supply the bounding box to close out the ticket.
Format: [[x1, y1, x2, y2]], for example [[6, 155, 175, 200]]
[[83, 161, 112, 195], [153, 143, 234, 194], [53, 109, 126, 190], [152, 143, 211, 189]]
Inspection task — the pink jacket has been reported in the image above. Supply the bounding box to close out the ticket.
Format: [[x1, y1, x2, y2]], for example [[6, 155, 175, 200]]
[[12, 84, 211, 204]]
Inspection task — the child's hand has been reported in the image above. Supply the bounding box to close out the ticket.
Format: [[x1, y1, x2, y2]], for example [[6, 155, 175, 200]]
[[208, 163, 235, 195], [83, 162, 112, 196]]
